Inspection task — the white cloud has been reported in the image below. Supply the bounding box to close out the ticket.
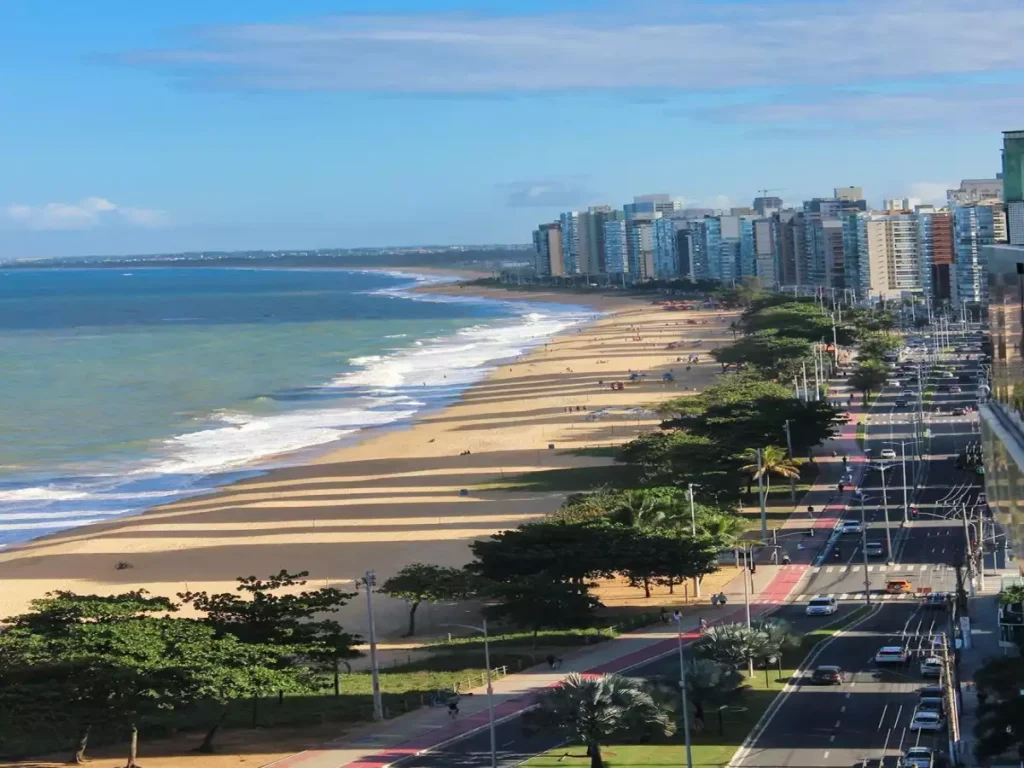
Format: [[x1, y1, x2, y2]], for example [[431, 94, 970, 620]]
[[908, 182, 954, 206], [499, 179, 595, 208], [4, 198, 169, 230], [113, 1, 1024, 93]]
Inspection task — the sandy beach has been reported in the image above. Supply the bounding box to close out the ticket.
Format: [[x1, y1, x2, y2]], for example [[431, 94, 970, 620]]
[[0, 288, 734, 639]]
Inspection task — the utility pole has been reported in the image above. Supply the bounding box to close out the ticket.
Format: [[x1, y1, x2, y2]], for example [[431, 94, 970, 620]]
[[961, 506, 976, 597], [900, 440, 909, 524], [742, 548, 753, 677], [364, 570, 384, 721], [858, 493, 872, 605], [674, 612, 695, 768], [756, 448, 767, 538], [880, 462, 894, 563], [802, 361, 809, 402], [783, 420, 797, 502], [688, 483, 701, 598], [940, 635, 960, 762]]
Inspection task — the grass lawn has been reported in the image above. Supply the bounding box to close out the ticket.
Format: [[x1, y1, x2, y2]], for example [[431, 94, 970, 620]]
[[523, 605, 871, 768]]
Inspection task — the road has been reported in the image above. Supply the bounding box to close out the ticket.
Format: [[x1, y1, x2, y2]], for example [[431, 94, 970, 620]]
[[735, 332, 990, 768], [401, 332, 995, 768]]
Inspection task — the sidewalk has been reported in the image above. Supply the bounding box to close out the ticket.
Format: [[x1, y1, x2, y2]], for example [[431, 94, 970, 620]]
[[263, 381, 863, 768], [956, 573, 1020, 767]]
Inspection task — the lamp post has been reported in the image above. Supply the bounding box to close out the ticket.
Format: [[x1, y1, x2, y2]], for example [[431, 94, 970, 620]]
[[688, 483, 701, 598], [443, 621, 497, 768], [363, 570, 384, 721], [673, 611, 695, 768], [878, 460, 894, 564], [854, 491, 872, 606]]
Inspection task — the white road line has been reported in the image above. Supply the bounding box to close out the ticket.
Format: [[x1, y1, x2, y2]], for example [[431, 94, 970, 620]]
[[868, 565, 875, 571], [845, 692, 851, 699], [826, 566, 835, 573], [829, 734, 836, 743], [834, 720, 841, 728], [878, 704, 889, 730], [840, 705, 846, 713], [823, 751, 830, 760], [795, 593, 807, 601], [839, 593, 849, 600]]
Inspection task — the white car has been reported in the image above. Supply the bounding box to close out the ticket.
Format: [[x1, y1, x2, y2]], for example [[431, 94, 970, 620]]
[[875, 646, 909, 664], [909, 710, 944, 731], [805, 596, 839, 616], [840, 520, 862, 534], [880, 448, 897, 460], [899, 746, 933, 768], [920, 657, 943, 677]]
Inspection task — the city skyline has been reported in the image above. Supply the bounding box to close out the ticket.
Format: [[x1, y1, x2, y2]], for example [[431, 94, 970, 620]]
[[3, 0, 1024, 258]]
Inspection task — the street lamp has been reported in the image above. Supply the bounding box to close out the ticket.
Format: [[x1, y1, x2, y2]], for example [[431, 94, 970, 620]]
[[443, 621, 497, 768], [876, 460, 895, 564], [688, 484, 701, 599], [673, 611, 694, 768], [854, 490, 873, 606]]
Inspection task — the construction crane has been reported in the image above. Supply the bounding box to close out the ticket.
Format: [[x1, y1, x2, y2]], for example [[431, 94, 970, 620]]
[[757, 187, 786, 198]]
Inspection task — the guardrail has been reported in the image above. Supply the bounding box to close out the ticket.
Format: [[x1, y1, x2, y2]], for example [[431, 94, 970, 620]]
[[452, 664, 508, 694]]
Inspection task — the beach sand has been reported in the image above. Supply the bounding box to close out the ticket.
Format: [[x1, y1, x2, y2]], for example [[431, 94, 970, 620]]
[[0, 292, 734, 641]]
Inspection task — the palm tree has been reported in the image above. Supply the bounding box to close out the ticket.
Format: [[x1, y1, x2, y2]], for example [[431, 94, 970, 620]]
[[741, 445, 800, 500], [523, 673, 676, 768], [750, 617, 799, 664], [693, 623, 771, 670], [607, 489, 675, 529], [692, 510, 745, 549], [684, 658, 746, 729]]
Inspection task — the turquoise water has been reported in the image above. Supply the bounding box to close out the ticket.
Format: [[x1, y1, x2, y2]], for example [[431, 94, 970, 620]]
[[0, 268, 590, 545]]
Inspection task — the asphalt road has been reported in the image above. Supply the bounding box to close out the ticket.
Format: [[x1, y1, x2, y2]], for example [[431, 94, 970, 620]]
[[402, 335, 996, 768], [402, 605, 863, 768]]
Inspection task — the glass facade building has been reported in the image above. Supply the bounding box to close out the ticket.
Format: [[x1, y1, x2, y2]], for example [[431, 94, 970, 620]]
[[980, 242, 1024, 574]]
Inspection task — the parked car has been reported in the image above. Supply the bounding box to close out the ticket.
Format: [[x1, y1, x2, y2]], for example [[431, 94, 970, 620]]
[[805, 596, 839, 616], [909, 710, 944, 731]]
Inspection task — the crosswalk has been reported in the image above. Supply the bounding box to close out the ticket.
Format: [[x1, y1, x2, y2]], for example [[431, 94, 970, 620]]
[[810, 563, 949, 574], [793, 591, 927, 601]]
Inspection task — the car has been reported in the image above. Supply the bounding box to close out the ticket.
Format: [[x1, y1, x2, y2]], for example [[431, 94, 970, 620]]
[[899, 746, 934, 768], [951, 406, 967, 416], [917, 696, 945, 715], [907, 376, 919, 384], [950, 386, 962, 394], [920, 657, 943, 677], [805, 596, 839, 615], [880, 448, 897, 460], [922, 592, 949, 609], [875, 646, 909, 664], [941, 371, 955, 379], [895, 397, 909, 407], [864, 541, 885, 557], [909, 710, 945, 731], [810, 665, 844, 685], [886, 578, 913, 594], [840, 520, 862, 534], [919, 684, 945, 700]]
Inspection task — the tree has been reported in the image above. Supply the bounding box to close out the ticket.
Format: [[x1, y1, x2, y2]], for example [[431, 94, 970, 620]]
[[740, 303, 856, 345], [857, 331, 902, 360], [522, 673, 676, 768], [693, 623, 771, 670], [378, 563, 470, 637], [750, 617, 799, 661], [483, 576, 600, 645], [683, 658, 746, 727], [300, 620, 362, 699], [849, 359, 889, 404], [469, 520, 621, 583], [618, 432, 742, 501], [741, 446, 801, 498], [7, 590, 178, 764], [711, 332, 814, 380]]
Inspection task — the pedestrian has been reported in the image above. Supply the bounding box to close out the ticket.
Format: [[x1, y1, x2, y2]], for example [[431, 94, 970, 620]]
[[699, 617, 708, 632], [448, 698, 460, 719], [750, 561, 757, 575], [838, 482, 845, 494], [782, 553, 791, 565], [660, 607, 669, 624], [718, 592, 728, 606]]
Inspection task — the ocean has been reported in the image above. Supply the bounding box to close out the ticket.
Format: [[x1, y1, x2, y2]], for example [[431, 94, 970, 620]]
[[0, 268, 591, 547]]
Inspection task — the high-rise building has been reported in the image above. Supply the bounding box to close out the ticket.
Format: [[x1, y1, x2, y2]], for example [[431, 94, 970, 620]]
[[834, 186, 864, 203], [652, 217, 680, 279], [532, 222, 564, 276], [701, 217, 724, 281], [627, 194, 680, 219], [1003, 131, 1024, 245], [947, 178, 1003, 206], [752, 218, 778, 287], [954, 202, 1006, 305], [752, 196, 783, 217], [603, 219, 628, 275], [559, 212, 584, 274], [917, 210, 954, 301], [855, 212, 922, 298], [626, 214, 658, 280], [883, 197, 922, 212], [586, 205, 617, 273], [775, 210, 805, 286]]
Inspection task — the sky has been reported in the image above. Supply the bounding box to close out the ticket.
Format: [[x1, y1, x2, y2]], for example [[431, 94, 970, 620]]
[[2, 0, 1024, 259]]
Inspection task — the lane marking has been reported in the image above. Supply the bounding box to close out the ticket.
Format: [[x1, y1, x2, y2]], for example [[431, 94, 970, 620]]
[[877, 704, 889, 730], [834, 720, 841, 728], [829, 734, 836, 743], [823, 751, 830, 759], [841, 706, 846, 713]]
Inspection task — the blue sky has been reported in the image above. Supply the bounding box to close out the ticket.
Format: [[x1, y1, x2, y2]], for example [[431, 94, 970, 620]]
[[1, 0, 1023, 258]]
